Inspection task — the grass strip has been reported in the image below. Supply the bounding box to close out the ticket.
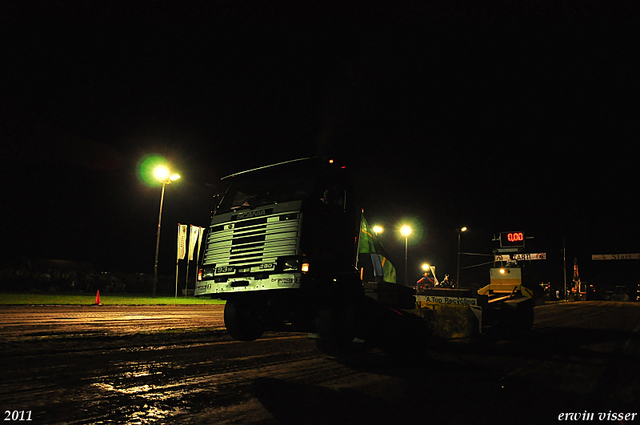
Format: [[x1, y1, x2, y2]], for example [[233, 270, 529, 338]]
[[0, 292, 225, 305]]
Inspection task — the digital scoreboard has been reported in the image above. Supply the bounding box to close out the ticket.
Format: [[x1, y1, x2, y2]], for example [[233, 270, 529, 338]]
[[500, 231, 525, 248]]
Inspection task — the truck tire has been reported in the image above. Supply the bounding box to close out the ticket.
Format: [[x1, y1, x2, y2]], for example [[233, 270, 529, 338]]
[[224, 300, 265, 341]]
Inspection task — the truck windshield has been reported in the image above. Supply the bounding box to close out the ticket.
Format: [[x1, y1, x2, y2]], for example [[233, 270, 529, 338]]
[[217, 159, 322, 214]]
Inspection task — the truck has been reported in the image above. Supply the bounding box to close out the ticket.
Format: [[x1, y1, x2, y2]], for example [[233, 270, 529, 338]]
[[195, 157, 429, 357]]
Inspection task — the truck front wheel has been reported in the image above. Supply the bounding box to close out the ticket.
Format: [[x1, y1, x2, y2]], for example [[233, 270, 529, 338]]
[[224, 299, 265, 341]]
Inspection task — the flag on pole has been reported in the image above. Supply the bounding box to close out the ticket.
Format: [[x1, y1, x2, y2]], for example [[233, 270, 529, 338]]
[[358, 216, 397, 283], [188, 225, 200, 261], [177, 224, 188, 260], [195, 226, 205, 263]]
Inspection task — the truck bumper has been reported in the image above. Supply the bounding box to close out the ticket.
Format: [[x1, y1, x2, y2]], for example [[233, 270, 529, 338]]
[[195, 273, 302, 297]]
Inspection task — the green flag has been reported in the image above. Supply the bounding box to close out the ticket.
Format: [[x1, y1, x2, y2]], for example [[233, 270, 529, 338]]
[[359, 216, 397, 283], [359, 216, 382, 254], [378, 254, 397, 284]]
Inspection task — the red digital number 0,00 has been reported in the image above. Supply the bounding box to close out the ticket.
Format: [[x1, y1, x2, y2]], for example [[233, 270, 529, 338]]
[[507, 232, 524, 242]]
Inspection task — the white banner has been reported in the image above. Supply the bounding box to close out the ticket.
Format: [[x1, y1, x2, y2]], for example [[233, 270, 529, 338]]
[[495, 253, 547, 262], [418, 295, 478, 306], [514, 253, 547, 261], [177, 224, 188, 260], [188, 225, 203, 261], [592, 253, 640, 260], [196, 226, 205, 263]]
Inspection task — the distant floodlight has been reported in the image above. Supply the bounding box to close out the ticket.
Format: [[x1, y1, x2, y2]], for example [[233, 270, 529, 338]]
[[373, 225, 384, 235], [400, 225, 412, 237]]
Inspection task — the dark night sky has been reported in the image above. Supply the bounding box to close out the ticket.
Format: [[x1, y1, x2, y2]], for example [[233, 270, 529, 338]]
[[2, 2, 639, 286]]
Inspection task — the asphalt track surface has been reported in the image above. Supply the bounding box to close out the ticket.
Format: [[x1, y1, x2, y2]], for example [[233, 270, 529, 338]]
[[1, 302, 639, 424]]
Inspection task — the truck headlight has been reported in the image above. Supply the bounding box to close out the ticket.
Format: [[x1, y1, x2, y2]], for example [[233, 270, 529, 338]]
[[198, 266, 215, 280], [283, 258, 300, 271]]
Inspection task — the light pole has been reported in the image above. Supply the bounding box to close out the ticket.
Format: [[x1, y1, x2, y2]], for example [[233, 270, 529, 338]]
[[456, 226, 467, 289], [400, 225, 412, 286], [153, 166, 180, 297], [420, 263, 430, 291]]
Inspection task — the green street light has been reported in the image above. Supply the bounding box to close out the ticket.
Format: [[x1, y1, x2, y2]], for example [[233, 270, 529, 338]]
[[153, 166, 170, 180], [400, 225, 412, 286], [153, 165, 180, 297]]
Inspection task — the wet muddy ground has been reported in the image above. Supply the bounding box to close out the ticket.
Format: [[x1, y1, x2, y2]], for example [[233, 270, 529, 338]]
[[0, 305, 226, 340], [1, 302, 639, 424]]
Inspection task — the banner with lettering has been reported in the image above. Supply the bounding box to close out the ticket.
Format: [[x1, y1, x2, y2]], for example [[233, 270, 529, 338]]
[[188, 225, 203, 261], [177, 224, 188, 260]]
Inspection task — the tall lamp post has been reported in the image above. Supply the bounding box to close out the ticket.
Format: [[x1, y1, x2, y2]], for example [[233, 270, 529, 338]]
[[420, 263, 430, 291], [153, 166, 180, 297], [456, 226, 467, 289], [400, 225, 412, 286]]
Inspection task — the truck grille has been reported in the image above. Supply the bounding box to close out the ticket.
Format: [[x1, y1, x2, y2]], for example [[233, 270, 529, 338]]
[[203, 211, 301, 268]]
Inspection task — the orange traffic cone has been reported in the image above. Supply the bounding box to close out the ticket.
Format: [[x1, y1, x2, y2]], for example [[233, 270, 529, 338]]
[[95, 290, 102, 306]]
